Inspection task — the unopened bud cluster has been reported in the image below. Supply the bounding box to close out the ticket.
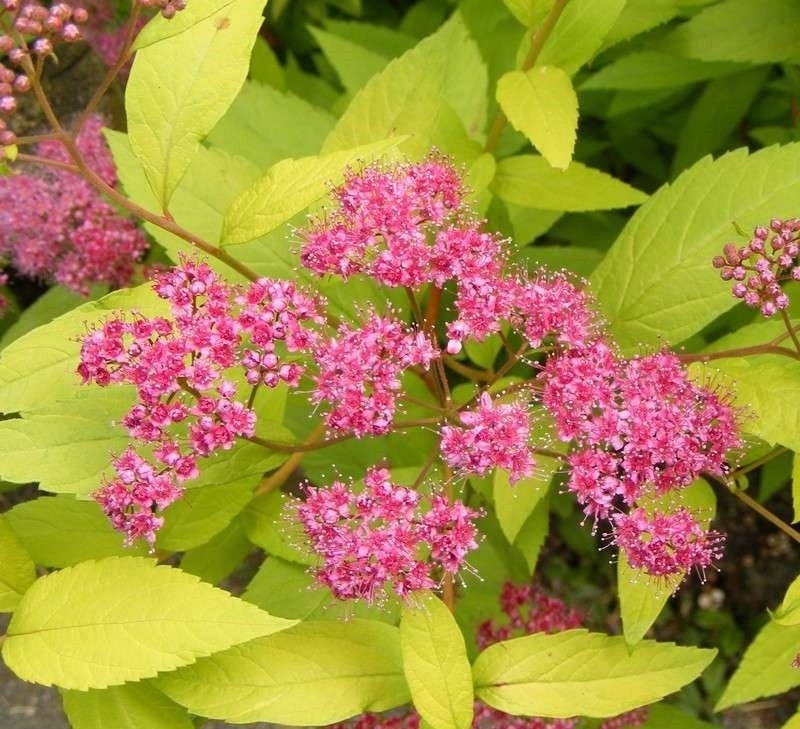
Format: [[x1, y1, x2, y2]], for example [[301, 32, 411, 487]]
[[713, 218, 800, 317], [138, 0, 186, 19], [0, 1, 88, 144]]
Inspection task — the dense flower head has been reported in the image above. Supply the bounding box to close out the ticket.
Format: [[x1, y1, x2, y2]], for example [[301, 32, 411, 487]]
[[80, 258, 322, 545], [713, 219, 800, 317], [0, 115, 148, 298], [310, 311, 438, 437], [296, 466, 480, 604], [441, 391, 536, 484], [542, 342, 740, 520], [613, 507, 725, 579]]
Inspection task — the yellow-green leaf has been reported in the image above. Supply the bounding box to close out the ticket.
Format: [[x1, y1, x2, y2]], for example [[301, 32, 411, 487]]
[[400, 593, 473, 729], [0, 516, 35, 612], [62, 682, 194, 729], [492, 155, 647, 212], [473, 629, 716, 718], [126, 0, 264, 208], [156, 620, 409, 724], [2, 557, 296, 689], [221, 138, 401, 246], [133, 0, 239, 50], [496, 67, 577, 169]]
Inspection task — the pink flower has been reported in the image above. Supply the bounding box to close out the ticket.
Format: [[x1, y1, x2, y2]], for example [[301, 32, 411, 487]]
[[296, 467, 480, 604], [441, 392, 535, 484], [613, 507, 725, 578], [310, 312, 438, 437]]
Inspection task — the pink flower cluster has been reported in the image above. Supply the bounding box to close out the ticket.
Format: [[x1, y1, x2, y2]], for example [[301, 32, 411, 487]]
[[310, 312, 438, 437], [713, 219, 800, 317], [441, 392, 535, 484], [541, 341, 738, 577], [0, 115, 148, 299], [298, 156, 594, 355], [296, 467, 480, 604], [78, 257, 322, 544], [613, 507, 724, 579], [0, 1, 89, 144]]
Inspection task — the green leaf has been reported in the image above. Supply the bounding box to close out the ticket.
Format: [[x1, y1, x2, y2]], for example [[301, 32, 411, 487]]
[[0, 516, 36, 612], [324, 19, 416, 58], [180, 517, 251, 585], [672, 67, 769, 176], [322, 13, 486, 161], [590, 144, 800, 352], [220, 138, 401, 246], [473, 630, 716, 718], [243, 557, 328, 619], [156, 480, 255, 551], [5, 495, 146, 567], [156, 620, 410, 724], [400, 592, 473, 729], [581, 52, 742, 91], [662, 0, 800, 65], [2, 557, 295, 689], [603, 0, 681, 49], [62, 682, 194, 729], [492, 155, 647, 212], [640, 703, 719, 729], [310, 26, 389, 95], [773, 574, 800, 625], [513, 494, 549, 574], [207, 81, 335, 170], [242, 490, 314, 564], [126, 0, 264, 208], [619, 480, 716, 647], [0, 284, 165, 414], [496, 66, 578, 169], [249, 36, 284, 89], [715, 620, 800, 710], [537, 0, 626, 75]]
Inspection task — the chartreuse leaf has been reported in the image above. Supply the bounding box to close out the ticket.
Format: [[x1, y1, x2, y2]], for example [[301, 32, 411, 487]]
[[133, 0, 239, 50], [496, 67, 577, 169], [309, 26, 389, 95], [602, 0, 681, 49], [400, 592, 473, 729], [0, 388, 133, 495], [180, 517, 251, 585], [0, 284, 165, 414], [492, 155, 646, 212], [715, 620, 800, 710], [220, 138, 401, 246], [784, 711, 800, 729], [242, 490, 314, 564], [536, 0, 626, 74], [472, 630, 716, 717], [771, 574, 800, 626], [619, 480, 716, 647], [62, 682, 194, 729], [5, 496, 146, 567], [126, 0, 264, 208], [0, 516, 35, 612], [2, 557, 295, 690], [662, 0, 800, 65], [321, 13, 486, 161], [590, 144, 800, 352], [156, 620, 410, 724], [794, 454, 800, 523], [207, 82, 336, 169]]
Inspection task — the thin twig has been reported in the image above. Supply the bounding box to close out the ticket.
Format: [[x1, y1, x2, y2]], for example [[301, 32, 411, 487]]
[[255, 422, 328, 495], [781, 309, 800, 353]]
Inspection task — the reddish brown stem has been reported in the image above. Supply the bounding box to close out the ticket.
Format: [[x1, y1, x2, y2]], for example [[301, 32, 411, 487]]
[[679, 344, 800, 363], [781, 309, 800, 353], [16, 152, 78, 173], [255, 422, 328, 495]]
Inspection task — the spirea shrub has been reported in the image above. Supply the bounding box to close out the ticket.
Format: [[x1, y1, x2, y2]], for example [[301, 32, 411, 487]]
[[0, 1, 799, 728]]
